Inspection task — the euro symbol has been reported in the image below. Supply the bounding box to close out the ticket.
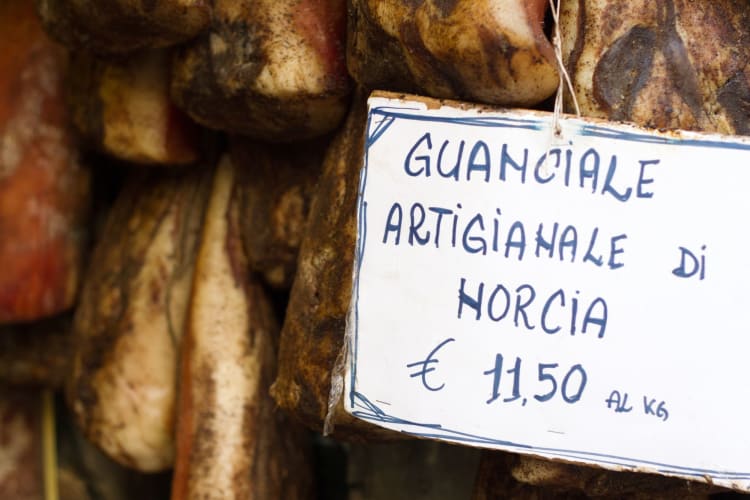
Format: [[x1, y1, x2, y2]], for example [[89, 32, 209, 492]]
[[406, 338, 456, 392]]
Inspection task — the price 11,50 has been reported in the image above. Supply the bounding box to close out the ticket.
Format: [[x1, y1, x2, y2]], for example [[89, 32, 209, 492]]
[[483, 354, 587, 406]]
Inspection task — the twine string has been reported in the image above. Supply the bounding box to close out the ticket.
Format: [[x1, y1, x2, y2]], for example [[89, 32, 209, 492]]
[[548, 0, 581, 138]]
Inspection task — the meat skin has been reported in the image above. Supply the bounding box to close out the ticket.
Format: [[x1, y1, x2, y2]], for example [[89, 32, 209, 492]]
[[561, 0, 750, 134], [171, 0, 350, 141], [68, 167, 211, 472], [347, 0, 559, 106], [0, 0, 90, 324], [172, 156, 314, 499], [35, 0, 210, 54]]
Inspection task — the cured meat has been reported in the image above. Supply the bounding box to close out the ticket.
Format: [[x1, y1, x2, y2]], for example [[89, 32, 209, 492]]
[[472, 452, 585, 500], [473, 452, 720, 499], [57, 404, 172, 500], [35, 0, 210, 54], [0, 387, 43, 500], [347, 0, 559, 106], [271, 93, 394, 437], [172, 155, 313, 499], [0, 315, 71, 388], [171, 0, 350, 141], [229, 138, 324, 289], [69, 50, 200, 165], [560, 0, 750, 134], [509, 455, 716, 499], [68, 167, 211, 472], [0, 0, 90, 324]]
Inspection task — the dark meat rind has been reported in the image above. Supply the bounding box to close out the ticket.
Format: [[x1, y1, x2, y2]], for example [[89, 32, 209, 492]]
[[561, 0, 750, 135], [171, 0, 350, 141], [271, 92, 396, 438], [347, 0, 559, 107], [0, 315, 72, 388], [473, 452, 719, 499], [0, 386, 43, 500], [229, 138, 325, 289], [472, 452, 587, 500], [35, 0, 210, 54], [509, 455, 717, 499]]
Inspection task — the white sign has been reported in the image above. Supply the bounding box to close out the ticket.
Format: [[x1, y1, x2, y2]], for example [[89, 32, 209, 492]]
[[344, 92, 750, 490]]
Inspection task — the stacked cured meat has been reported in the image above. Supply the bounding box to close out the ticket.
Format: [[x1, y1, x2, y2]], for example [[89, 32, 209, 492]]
[[0, 0, 747, 498]]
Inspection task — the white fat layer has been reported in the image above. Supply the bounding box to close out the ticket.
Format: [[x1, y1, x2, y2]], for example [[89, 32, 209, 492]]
[[186, 157, 265, 497], [90, 186, 192, 472], [489, 0, 535, 45]]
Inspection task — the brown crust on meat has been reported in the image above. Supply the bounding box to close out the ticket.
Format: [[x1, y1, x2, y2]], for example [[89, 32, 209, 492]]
[[347, 0, 558, 107], [35, 0, 210, 54], [170, 0, 350, 141], [270, 91, 397, 438], [565, 0, 587, 79], [718, 69, 750, 136], [592, 25, 657, 120], [0, 315, 72, 388], [346, 1, 419, 95], [0, 387, 43, 499], [562, 0, 750, 135], [472, 452, 587, 500], [229, 138, 325, 289], [510, 455, 718, 498]]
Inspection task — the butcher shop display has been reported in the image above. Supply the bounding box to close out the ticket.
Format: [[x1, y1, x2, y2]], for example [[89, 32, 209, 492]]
[[0, 0, 748, 497]]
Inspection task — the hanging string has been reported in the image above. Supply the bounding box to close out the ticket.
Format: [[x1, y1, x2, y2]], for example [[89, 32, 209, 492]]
[[549, 0, 581, 138]]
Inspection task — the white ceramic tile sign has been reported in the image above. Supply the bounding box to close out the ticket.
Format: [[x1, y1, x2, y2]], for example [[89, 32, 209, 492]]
[[344, 92, 750, 490]]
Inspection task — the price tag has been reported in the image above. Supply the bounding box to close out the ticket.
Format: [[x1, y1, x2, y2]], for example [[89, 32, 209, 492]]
[[344, 92, 750, 490]]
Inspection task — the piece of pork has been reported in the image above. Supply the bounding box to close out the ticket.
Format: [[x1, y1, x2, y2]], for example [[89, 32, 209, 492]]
[[35, 0, 210, 54], [229, 137, 324, 289], [0, 0, 90, 324], [67, 166, 211, 472], [347, 0, 559, 107], [509, 455, 717, 499], [171, 0, 350, 141], [560, 0, 750, 135], [270, 91, 397, 438], [171, 155, 314, 499], [69, 49, 201, 165]]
